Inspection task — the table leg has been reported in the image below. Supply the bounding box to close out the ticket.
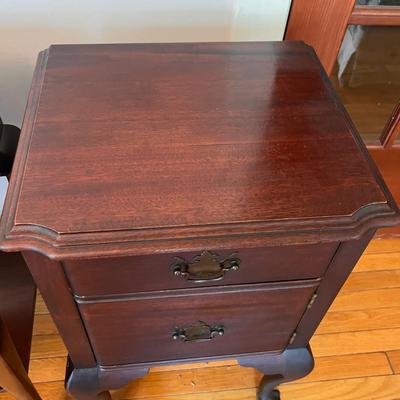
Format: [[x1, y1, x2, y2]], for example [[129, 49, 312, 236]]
[[0, 318, 41, 400], [239, 346, 314, 400], [65, 357, 149, 400]]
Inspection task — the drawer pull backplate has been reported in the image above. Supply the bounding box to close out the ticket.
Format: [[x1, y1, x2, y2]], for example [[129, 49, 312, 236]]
[[171, 250, 240, 283], [172, 321, 224, 343]]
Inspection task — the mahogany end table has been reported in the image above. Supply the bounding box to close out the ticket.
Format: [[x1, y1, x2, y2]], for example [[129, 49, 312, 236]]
[[1, 42, 399, 400]]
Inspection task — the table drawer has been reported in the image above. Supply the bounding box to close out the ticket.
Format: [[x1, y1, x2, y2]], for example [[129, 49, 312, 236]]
[[64, 242, 337, 297], [77, 280, 318, 365]]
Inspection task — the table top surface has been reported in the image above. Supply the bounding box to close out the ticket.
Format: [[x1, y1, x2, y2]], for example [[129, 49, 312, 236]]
[[0, 42, 398, 258]]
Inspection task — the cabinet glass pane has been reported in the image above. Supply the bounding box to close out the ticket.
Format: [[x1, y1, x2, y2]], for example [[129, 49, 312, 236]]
[[331, 25, 400, 144], [356, 0, 400, 6]]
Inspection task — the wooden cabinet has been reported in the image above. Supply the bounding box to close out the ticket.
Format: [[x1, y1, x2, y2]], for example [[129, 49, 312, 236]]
[[0, 42, 398, 400]]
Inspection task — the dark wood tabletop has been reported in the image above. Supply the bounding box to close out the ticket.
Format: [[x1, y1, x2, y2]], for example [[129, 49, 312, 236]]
[[0, 42, 398, 258]]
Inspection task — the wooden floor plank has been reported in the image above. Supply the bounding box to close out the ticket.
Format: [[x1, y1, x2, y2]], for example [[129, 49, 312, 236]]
[[33, 314, 58, 336], [364, 239, 400, 255], [281, 375, 400, 400], [31, 334, 67, 359], [316, 307, 400, 334], [330, 288, 400, 312], [354, 253, 400, 272], [35, 292, 48, 315], [150, 359, 238, 373], [311, 328, 400, 357], [0, 382, 258, 400], [387, 351, 400, 374], [297, 353, 391, 384], [29, 357, 67, 383], [342, 270, 400, 292]]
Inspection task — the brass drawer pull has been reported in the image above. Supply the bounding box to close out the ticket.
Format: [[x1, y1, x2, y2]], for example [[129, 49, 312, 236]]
[[172, 321, 224, 343], [171, 250, 240, 283]]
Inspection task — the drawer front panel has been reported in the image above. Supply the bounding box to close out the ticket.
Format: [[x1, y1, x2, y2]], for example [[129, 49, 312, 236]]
[[65, 242, 337, 297], [78, 281, 318, 365]]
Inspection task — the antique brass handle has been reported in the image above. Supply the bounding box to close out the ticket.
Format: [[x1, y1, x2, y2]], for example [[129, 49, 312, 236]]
[[171, 250, 240, 283], [172, 321, 224, 343]]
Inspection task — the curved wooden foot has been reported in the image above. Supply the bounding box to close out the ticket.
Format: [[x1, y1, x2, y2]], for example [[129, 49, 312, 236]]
[[239, 346, 314, 400], [65, 357, 149, 400], [66, 364, 111, 400]]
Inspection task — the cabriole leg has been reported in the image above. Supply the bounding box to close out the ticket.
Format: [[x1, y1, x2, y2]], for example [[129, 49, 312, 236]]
[[239, 346, 314, 400]]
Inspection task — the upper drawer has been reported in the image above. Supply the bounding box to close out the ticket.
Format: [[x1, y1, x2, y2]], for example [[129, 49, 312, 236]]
[[63, 242, 337, 297]]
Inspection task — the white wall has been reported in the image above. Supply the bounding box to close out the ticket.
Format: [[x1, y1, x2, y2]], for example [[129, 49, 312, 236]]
[[0, 0, 291, 125]]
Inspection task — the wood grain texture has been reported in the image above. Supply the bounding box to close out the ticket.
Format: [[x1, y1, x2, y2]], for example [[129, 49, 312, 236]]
[[280, 375, 400, 400], [64, 243, 337, 297], [0, 42, 398, 259], [342, 269, 400, 291], [371, 148, 400, 237], [285, 0, 355, 74], [23, 252, 94, 368], [0, 318, 41, 400], [30, 335, 66, 360], [33, 314, 58, 336], [11, 352, 393, 390], [78, 282, 317, 365], [317, 307, 400, 334], [28, 358, 67, 383], [354, 252, 400, 271], [0, 251, 36, 371], [364, 238, 400, 254], [387, 350, 400, 374], [2, 377, 400, 400], [330, 287, 400, 311], [290, 233, 374, 348], [349, 6, 400, 26], [311, 328, 400, 357]]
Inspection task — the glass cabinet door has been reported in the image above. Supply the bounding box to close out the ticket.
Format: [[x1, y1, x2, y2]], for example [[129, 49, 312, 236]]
[[356, 0, 400, 6], [331, 25, 400, 146]]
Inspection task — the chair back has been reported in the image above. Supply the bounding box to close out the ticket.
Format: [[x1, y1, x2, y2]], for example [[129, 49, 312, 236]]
[[0, 118, 21, 178]]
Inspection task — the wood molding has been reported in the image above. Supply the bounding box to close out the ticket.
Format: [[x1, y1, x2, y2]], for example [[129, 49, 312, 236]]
[[285, 0, 356, 74], [349, 6, 400, 26], [381, 103, 400, 148]]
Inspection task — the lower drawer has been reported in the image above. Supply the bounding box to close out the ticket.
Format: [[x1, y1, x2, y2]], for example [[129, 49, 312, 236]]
[[77, 280, 318, 365]]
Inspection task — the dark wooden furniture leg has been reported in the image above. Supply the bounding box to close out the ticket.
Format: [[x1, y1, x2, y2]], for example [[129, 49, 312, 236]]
[[0, 252, 36, 373], [65, 356, 149, 400], [65, 366, 112, 400], [0, 318, 41, 400], [239, 346, 314, 400], [0, 117, 38, 397]]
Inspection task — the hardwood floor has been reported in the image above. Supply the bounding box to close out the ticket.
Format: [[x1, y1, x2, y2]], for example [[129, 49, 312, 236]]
[[371, 148, 400, 237], [1, 238, 400, 400]]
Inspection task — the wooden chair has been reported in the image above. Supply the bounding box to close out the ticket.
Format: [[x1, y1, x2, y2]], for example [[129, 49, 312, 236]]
[[0, 117, 41, 399]]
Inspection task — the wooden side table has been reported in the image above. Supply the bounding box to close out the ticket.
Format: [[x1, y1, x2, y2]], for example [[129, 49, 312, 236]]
[[0, 42, 399, 400]]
